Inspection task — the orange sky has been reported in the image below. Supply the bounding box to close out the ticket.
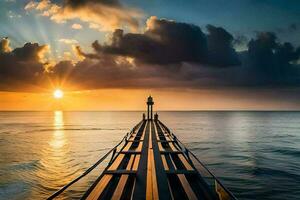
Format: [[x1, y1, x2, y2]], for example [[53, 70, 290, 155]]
[[1, 1, 300, 111], [1, 88, 299, 111]]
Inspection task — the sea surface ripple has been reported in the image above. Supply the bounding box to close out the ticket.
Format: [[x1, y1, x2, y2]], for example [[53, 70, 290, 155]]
[[0, 111, 299, 199]]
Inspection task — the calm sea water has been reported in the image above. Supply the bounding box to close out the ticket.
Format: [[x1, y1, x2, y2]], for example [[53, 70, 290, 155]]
[[0, 111, 299, 200]]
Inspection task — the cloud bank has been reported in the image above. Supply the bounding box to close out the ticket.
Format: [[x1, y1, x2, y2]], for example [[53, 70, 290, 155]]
[[1, 17, 300, 91]]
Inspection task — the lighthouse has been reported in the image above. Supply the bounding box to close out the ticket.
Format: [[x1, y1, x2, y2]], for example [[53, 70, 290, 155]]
[[147, 96, 154, 120]]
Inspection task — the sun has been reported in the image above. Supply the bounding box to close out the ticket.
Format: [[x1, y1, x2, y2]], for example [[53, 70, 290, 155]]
[[53, 89, 64, 99]]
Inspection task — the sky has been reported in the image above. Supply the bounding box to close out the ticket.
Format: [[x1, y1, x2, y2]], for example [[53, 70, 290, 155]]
[[0, 0, 300, 110]]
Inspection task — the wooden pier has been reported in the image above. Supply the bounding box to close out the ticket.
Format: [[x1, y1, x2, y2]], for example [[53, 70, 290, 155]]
[[79, 96, 237, 200]]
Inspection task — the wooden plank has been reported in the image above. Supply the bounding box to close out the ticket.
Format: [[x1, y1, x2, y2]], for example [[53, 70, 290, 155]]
[[146, 122, 159, 200], [161, 155, 169, 170], [86, 175, 113, 200], [177, 174, 198, 200], [111, 155, 136, 200], [132, 155, 140, 170], [132, 121, 149, 200], [140, 123, 146, 140], [151, 149, 159, 200], [108, 154, 125, 170], [169, 143, 178, 151], [129, 122, 143, 140], [146, 124, 153, 200], [158, 142, 164, 151], [166, 135, 172, 141], [158, 122, 172, 141], [132, 121, 143, 135], [178, 154, 193, 170], [127, 154, 135, 170], [136, 142, 143, 152], [111, 175, 129, 200], [169, 154, 177, 170], [123, 142, 133, 151], [152, 121, 172, 200]]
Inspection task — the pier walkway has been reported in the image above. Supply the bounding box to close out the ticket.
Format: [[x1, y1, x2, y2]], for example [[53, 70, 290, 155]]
[[49, 96, 237, 200], [82, 118, 234, 200]]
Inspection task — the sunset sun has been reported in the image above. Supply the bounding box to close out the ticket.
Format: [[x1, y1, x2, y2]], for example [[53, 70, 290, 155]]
[[53, 89, 64, 99]]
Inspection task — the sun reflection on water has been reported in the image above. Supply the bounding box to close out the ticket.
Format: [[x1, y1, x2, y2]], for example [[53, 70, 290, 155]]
[[50, 111, 65, 149], [33, 111, 78, 198]]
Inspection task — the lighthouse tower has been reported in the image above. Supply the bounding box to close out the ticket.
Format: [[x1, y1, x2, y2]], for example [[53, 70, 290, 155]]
[[147, 96, 154, 120]]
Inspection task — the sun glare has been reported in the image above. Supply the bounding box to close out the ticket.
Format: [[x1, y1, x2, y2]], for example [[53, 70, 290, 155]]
[[53, 89, 64, 99]]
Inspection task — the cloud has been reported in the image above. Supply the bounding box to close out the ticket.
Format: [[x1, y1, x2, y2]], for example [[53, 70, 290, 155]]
[[55, 21, 300, 89], [84, 16, 239, 66], [25, 0, 143, 31], [11, 42, 50, 63], [0, 38, 51, 91], [71, 23, 82, 30], [244, 32, 300, 85], [55, 27, 300, 90], [1, 18, 300, 92], [206, 25, 240, 66]]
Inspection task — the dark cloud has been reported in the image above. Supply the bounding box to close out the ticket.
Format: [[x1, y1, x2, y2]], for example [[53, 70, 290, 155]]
[[0, 40, 49, 91], [1, 18, 300, 92], [86, 17, 240, 67], [245, 32, 300, 85], [92, 17, 208, 65], [12, 43, 48, 62], [206, 25, 241, 66]]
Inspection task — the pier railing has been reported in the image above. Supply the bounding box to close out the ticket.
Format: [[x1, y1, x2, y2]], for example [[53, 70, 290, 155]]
[[159, 121, 238, 200]]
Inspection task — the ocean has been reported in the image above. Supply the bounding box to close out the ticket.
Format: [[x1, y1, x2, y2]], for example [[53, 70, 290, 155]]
[[0, 111, 299, 199]]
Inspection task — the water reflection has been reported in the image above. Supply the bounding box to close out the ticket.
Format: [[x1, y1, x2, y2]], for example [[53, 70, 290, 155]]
[[50, 111, 65, 149], [34, 111, 76, 199]]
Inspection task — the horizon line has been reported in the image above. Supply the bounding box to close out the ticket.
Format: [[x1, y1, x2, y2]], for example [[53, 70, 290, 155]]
[[1, 110, 300, 112]]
